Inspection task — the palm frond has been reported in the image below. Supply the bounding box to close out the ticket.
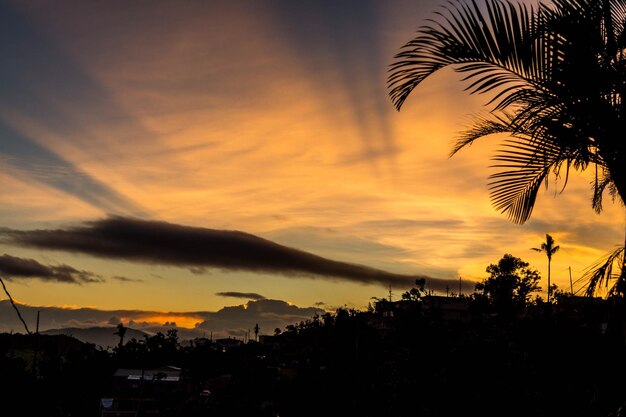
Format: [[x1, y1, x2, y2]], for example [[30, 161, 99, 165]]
[[451, 111, 516, 156], [488, 137, 564, 223], [579, 245, 626, 297], [388, 0, 545, 111], [388, 0, 626, 219], [592, 165, 617, 213]]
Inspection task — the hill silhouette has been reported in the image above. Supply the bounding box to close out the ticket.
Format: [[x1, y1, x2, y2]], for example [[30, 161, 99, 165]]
[[41, 326, 150, 349]]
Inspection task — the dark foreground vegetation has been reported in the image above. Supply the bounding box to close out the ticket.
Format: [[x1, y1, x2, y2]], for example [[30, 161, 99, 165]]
[[2, 255, 626, 417]]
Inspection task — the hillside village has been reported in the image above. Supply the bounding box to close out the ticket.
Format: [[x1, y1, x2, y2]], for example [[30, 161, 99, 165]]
[[2, 268, 625, 417]]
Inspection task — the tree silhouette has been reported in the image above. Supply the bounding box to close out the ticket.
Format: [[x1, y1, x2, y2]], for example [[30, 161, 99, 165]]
[[113, 322, 127, 349], [388, 0, 626, 283], [475, 253, 541, 316], [0, 276, 31, 334], [401, 278, 426, 301], [532, 234, 560, 303]]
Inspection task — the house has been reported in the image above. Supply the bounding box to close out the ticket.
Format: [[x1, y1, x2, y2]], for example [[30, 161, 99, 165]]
[[368, 299, 422, 331], [214, 337, 243, 350], [112, 365, 182, 391], [101, 366, 184, 417], [421, 296, 470, 322]]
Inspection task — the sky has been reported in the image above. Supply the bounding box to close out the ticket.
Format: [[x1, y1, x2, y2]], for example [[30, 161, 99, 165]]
[[0, 0, 624, 336]]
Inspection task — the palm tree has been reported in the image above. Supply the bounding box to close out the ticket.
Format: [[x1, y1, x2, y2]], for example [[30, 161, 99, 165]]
[[532, 234, 560, 302], [388, 0, 626, 285], [114, 322, 127, 349]]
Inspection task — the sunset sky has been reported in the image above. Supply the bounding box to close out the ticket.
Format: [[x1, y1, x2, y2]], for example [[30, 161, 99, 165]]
[[0, 0, 624, 335]]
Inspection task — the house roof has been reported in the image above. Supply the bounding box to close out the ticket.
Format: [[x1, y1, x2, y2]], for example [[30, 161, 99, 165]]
[[114, 365, 182, 381]]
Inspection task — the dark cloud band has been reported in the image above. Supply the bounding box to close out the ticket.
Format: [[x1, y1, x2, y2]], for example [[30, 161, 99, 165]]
[[216, 291, 266, 300], [0, 216, 467, 290], [0, 253, 102, 284]]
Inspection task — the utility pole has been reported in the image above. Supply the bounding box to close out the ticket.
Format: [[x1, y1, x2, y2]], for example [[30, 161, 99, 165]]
[[446, 285, 449, 297], [459, 276, 462, 297], [569, 266, 574, 294], [388, 285, 393, 303]]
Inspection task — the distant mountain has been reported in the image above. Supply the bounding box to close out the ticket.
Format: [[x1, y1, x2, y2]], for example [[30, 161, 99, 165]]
[[0, 299, 323, 342], [41, 326, 149, 348], [40, 325, 210, 348]]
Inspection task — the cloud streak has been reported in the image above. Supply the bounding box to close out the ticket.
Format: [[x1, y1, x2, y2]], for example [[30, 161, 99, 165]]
[[112, 275, 143, 283], [0, 216, 467, 290], [0, 253, 102, 284], [0, 2, 147, 217], [216, 291, 266, 300]]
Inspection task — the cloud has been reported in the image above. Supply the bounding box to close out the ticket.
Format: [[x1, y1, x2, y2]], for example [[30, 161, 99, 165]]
[[0, 2, 147, 217], [196, 299, 324, 336], [112, 275, 143, 283], [264, 225, 462, 280], [0, 298, 323, 341], [0, 253, 102, 284], [0, 300, 210, 334], [216, 291, 266, 300], [0, 216, 448, 289], [270, 0, 397, 165]]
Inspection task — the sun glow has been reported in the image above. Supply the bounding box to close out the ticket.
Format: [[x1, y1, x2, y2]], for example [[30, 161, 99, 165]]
[[122, 314, 205, 329]]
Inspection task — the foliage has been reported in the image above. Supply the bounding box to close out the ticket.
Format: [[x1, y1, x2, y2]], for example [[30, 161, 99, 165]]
[[532, 233, 560, 302], [531, 234, 560, 261], [389, 0, 626, 224], [114, 329, 181, 368], [113, 322, 127, 349], [3, 291, 625, 417], [581, 245, 626, 297], [401, 278, 426, 301], [474, 253, 541, 315]]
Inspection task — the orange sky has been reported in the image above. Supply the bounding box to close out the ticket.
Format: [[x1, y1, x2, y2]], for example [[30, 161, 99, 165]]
[[0, 0, 624, 318]]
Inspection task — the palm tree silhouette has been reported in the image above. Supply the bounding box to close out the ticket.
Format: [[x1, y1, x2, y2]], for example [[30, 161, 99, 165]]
[[532, 234, 560, 303], [114, 322, 127, 349], [388, 0, 626, 283]]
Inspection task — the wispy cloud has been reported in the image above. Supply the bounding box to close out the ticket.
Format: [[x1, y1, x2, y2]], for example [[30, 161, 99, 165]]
[[0, 253, 102, 284], [112, 275, 143, 283], [216, 291, 266, 300], [0, 2, 147, 217], [270, 0, 396, 167], [0, 216, 447, 289]]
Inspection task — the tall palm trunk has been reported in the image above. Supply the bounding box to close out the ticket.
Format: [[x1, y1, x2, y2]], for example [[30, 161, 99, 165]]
[[547, 257, 551, 303]]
